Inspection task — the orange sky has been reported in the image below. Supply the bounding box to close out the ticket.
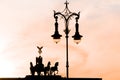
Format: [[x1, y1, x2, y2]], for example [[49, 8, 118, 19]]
[[0, 0, 120, 80]]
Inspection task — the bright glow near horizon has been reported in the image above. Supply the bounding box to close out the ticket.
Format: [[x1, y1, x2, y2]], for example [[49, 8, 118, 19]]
[[0, 0, 120, 80]]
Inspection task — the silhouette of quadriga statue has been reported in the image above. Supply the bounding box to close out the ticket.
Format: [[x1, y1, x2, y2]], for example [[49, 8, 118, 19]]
[[30, 56, 44, 76], [30, 46, 59, 76]]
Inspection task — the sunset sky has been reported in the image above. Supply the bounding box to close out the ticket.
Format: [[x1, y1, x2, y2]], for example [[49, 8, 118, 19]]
[[0, 0, 120, 80]]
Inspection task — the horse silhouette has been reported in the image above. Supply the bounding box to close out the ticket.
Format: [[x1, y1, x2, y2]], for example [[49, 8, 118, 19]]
[[44, 61, 51, 76], [50, 62, 59, 75], [30, 62, 35, 76]]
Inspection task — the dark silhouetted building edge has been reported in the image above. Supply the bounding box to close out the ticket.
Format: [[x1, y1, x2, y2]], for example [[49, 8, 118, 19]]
[[0, 75, 102, 80]]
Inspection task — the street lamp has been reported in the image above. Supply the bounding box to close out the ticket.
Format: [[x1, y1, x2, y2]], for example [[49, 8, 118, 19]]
[[51, 16, 62, 44], [51, 0, 83, 79]]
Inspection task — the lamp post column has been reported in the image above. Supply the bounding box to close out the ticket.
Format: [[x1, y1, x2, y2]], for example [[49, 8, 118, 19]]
[[65, 22, 69, 79], [66, 34, 69, 79]]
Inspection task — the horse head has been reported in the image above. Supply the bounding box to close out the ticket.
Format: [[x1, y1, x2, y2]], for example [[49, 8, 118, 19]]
[[47, 61, 51, 66], [30, 62, 33, 67], [55, 62, 59, 67]]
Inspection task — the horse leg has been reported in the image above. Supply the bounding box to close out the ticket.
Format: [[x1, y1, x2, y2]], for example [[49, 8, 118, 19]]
[[37, 71, 40, 76], [57, 70, 58, 74], [54, 71, 55, 76], [32, 70, 35, 76], [44, 70, 46, 76], [50, 70, 52, 75], [48, 71, 50, 76]]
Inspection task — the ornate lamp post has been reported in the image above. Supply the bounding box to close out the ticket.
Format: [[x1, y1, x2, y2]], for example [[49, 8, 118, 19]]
[[51, 0, 83, 79]]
